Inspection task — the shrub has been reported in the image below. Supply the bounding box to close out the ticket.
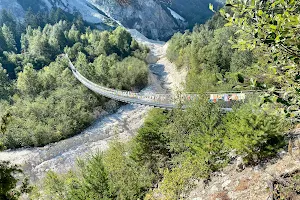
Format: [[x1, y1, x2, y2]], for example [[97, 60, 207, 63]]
[[103, 142, 154, 200], [131, 109, 171, 176], [0, 161, 32, 200], [223, 102, 288, 163]]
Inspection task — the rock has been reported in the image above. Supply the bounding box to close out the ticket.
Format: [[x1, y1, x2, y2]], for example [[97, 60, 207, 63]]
[[222, 180, 232, 189], [146, 53, 159, 64], [210, 185, 219, 193], [0, 0, 25, 19], [0, 0, 221, 40], [228, 150, 237, 158], [253, 165, 261, 172], [236, 156, 245, 172], [278, 150, 286, 157], [227, 191, 237, 199]]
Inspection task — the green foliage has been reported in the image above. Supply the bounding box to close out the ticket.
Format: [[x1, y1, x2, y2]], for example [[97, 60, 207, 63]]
[[0, 13, 148, 149], [0, 161, 32, 200], [109, 27, 132, 58], [16, 64, 41, 97], [170, 98, 228, 174], [77, 154, 110, 199], [131, 109, 171, 176], [66, 27, 149, 91], [42, 154, 111, 200], [1, 25, 16, 52], [0, 59, 100, 148], [158, 164, 194, 200], [220, 0, 300, 119], [104, 142, 154, 200], [223, 102, 287, 163], [0, 65, 11, 100], [1, 3, 295, 199], [167, 13, 255, 93], [0, 8, 90, 79], [38, 98, 290, 199], [41, 142, 154, 200], [107, 57, 148, 90]]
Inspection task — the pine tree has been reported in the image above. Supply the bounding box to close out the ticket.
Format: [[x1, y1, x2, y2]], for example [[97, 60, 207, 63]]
[[16, 64, 41, 97], [0, 65, 11, 100], [223, 103, 287, 163], [1, 24, 16, 52]]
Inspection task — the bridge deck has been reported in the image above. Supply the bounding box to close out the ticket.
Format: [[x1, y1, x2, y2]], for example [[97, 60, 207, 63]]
[[65, 54, 261, 110]]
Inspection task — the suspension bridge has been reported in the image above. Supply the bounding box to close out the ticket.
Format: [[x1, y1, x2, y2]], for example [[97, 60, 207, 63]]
[[65, 54, 258, 110]]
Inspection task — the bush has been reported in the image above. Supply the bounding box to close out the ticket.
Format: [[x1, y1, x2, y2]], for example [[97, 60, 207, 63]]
[[131, 109, 171, 176], [223, 102, 288, 163], [40, 142, 154, 200], [0, 161, 32, 200], [158, 164, 194, 200], [41, 154, 111, 200], [103, 142, 154, 200]]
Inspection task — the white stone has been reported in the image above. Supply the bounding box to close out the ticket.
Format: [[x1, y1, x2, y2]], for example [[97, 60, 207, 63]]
[[210, 185, 219, 193], [222, 180, 232, 188]]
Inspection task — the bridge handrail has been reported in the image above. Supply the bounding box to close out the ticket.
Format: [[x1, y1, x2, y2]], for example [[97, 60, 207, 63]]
[[64, 54, 270, 109]]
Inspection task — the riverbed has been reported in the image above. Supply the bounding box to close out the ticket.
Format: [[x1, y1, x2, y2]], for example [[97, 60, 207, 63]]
[[0, 30, 187, 182]]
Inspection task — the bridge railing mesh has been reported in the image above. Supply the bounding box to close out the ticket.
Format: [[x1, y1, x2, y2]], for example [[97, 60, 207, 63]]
[[66, 54, 271, 108]]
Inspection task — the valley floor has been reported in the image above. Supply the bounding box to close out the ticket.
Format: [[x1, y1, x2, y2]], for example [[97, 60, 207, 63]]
[[0, 30, 187, 182]]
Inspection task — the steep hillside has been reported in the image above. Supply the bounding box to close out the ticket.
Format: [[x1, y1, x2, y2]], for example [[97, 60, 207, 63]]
[[161, 0, 223, 28], [0, 0, 25, 19], [0, 0, 222, 40]]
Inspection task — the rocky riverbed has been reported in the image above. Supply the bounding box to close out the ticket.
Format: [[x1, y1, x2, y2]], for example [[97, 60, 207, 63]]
[[0, 29, 187, 182]]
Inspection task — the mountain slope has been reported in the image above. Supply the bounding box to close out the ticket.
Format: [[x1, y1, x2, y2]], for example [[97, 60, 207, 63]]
[[0, 0, 222, 40], [0, 0, 25, 19]]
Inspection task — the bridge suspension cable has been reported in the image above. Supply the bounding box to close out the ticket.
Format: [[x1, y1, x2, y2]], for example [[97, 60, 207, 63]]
[[64, 54, 265, 109]]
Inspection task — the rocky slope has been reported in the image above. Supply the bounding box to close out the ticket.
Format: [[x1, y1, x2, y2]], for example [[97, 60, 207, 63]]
[[0, 0, 222, 40], [188, 130, 300, 200]]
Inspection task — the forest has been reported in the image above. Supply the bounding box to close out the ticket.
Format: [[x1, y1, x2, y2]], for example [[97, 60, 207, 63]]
[[1, 0, 300, 199], [0, 8, 149, 149]]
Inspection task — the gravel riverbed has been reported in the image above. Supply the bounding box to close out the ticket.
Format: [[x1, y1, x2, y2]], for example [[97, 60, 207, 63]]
[[0, 30, 187, 182]]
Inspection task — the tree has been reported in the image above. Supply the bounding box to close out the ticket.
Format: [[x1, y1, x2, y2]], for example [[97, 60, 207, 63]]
[[43, 154, 111, 200], [16, 64, 41, 97], [1, 25, 16, 52], [0, 29, 8, 53], [0, 10, 19, 50], [220, 0, 300, 119], [169, 98, 228, 177], [0, 161, 31, 200], [67, 24, 80, 45], [48, 21, 68, 52], [77, 154, 110, 199], [131, 109, 171, 175], [0, 65, 11, 100], [109, 27, 132, 58], [103, 142, 154, 200], [223, 102, 287, 163], [24, 9, 40, 29], [0, 10, 16, 36]]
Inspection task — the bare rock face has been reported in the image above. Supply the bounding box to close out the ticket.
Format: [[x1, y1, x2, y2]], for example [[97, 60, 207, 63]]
[[0, 0, 220, 40], [90, 0, 187, 40], [0, 0, 24, 19]]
